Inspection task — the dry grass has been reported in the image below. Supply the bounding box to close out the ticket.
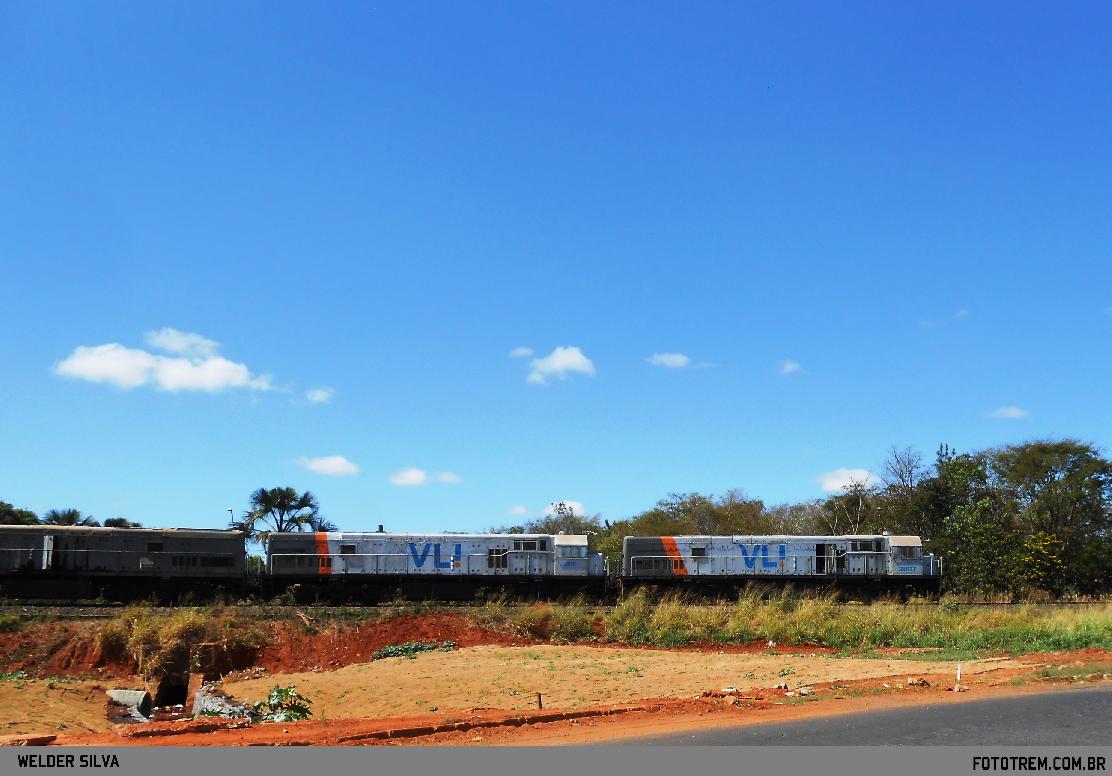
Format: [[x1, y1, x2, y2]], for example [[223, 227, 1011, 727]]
[[475, 589, 1112, 654], [95, 605, 268, 677]]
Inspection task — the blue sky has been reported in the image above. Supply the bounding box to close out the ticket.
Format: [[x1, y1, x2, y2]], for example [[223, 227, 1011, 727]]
[[2, 2, 1110, 532]]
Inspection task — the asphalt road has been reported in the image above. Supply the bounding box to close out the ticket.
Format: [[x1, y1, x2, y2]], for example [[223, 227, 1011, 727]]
[[612, 685, 1112, 745]]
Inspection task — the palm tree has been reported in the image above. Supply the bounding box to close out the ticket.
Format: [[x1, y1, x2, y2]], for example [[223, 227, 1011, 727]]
[[41, 508, 100, 527], [231, 487, 333, 542]]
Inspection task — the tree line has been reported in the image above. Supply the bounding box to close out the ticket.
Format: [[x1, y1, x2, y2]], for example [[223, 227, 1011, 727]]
[[498, 439, 1111, 596], [0, 504, 141, 528], [3, 439, 1108, 595]]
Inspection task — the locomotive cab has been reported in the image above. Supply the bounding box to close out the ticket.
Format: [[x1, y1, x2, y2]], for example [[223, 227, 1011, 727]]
[[886, 536, 925, 575]]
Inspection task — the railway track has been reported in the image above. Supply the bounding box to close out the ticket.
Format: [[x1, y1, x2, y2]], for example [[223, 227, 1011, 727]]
[[0, 600, 1105, 620]]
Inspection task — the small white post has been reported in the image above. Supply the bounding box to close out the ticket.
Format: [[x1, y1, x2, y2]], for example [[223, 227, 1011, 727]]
[[956, 664, 962, 683]]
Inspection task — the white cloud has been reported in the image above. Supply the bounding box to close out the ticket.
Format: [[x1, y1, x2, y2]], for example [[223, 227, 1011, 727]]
[[507, 505, 529, 516], [144, 328, 219, 358], [987, 405, 1029, 419], [297, 455, 359, 476], [817, 468, 880, 493], [780, 359, 802, 375], [647, 352, 691, 369], [389, 467, 428, 486], [388, 467, 461, 486], [545, 500, 586, 516], [952, 309, 971, 320], [305, 386, 335, 404], [508, 346, 534, 358], [55, 341, 272, 393], [527, 346, 595, 384]]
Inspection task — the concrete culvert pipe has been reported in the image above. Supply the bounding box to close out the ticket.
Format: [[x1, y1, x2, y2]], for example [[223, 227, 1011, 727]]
[[106, 689, 152, 719]]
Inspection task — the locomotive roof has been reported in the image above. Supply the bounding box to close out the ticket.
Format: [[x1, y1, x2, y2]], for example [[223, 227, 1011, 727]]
[[0, 525, 244, 537], [266, 532, 578, 540], [626, 534, 918, 542]]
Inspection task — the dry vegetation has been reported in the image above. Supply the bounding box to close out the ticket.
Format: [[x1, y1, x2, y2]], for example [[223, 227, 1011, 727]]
[[471, 590, 1112, 655], [94, 605, 268, 677]]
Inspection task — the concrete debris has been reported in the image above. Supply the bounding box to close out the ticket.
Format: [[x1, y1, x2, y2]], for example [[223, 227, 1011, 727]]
[[798, 688, 814, 697], [784, 691, 796, 697], [774, 682, 789, 690], [907, 677, 931, 687], [192, 682, 252, 719], [105, 690, 152, 724]]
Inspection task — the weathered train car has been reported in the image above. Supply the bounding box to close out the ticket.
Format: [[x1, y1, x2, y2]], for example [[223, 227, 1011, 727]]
[[267, 531, 606, 601], [0, 525, 246, 600], [622, 534, 939, 594]]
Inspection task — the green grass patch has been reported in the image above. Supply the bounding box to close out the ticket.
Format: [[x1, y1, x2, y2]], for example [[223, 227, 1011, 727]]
[[372, 641, 456, 660]]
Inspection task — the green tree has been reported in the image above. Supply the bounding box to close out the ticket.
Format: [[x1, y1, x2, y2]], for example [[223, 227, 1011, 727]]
[[103, 517, 143, 528], [231, 487, 329, 543], [0, 501, 39, 525], [942, 496, 1021, 595], [41, 508, 100, 527]]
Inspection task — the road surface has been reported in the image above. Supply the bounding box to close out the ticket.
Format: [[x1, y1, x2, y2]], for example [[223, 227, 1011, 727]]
[[613, 685, 1112, 745]]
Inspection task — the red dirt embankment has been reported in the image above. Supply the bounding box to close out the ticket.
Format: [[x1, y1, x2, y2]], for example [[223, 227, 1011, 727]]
[[0, 613, 528, 678], [0, 612, 904, 679], [254, 614, 528, 673], [0, 623, 135, 679]]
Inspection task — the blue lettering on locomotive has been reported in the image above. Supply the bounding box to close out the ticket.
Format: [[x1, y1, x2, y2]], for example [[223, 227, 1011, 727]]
[[762, 544, 787, 568], [408, 542, 433, 568], [409, 542, 463, 570], [740, 544, 788, 569], [434, 543, 463, 570]]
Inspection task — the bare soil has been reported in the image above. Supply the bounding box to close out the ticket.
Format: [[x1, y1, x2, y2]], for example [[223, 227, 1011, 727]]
[[222, 644, 1021, 718], [0, 612, 1107, 747]]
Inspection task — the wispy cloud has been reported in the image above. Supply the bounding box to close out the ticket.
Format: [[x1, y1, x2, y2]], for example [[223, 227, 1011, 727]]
[[987, 405, 1028, 419], [817, 468, 880, 493], [305, 386, 335, 404], [780, 359, 802, 375], [55, 331, 272, 393], [920, 309, 973, 329], [527, 346, 595, 385], [508, 346, 534, 358], [647, 352, 691, 369], [388, 467, 461, 486], [389, 468, 427, 486], [545, 500, 586, 516], [144, 328, 219, 358], [507, 505, 529, 516], [297, 455, 359, 476]]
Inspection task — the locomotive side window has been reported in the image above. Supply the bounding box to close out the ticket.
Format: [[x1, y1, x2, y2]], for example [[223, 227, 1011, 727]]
[[513, 540, 539, 552], [487, 548, 508, 569], [147, 542, 164, 553], [340, 544, 356, 555], [690, 547, 706, 558]]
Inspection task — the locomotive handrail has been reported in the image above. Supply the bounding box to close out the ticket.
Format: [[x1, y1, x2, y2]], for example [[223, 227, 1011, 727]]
[[626, 550, 916, 577], [268, 549, 561, 575], [0, 547, 241, 572]]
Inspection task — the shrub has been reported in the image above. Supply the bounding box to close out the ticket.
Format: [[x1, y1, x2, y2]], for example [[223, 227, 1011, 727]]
[[248, 685, 313, 722]]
